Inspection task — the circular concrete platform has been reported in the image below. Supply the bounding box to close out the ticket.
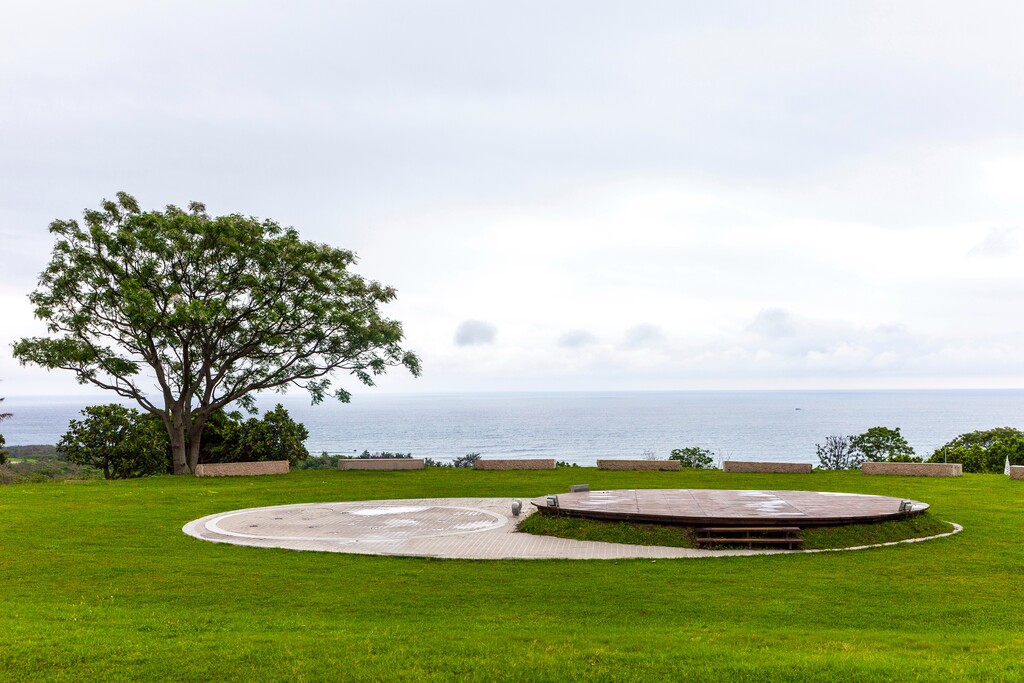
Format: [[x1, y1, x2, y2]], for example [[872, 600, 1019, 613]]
[[531, 489, 928, 527], [183, 494, 954, 560]]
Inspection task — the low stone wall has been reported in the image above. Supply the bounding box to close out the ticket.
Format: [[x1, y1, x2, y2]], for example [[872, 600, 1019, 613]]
[[723, 461, 813, 474], [337, 458, 424, 470], [597, 459, 681, 471], [861, 462, 963, 477], [194, 461, 289, 477], [473, 459, 556, 470], [1010, 466, 1024, 480]]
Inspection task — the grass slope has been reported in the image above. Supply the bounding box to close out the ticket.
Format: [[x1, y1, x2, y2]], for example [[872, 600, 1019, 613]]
[[0, 468, 1021, 681], [518, 509, 954, 550]]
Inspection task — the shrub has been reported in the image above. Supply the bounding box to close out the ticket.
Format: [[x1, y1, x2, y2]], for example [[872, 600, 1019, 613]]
[[354, 450, 412, 459], [815, 434, 862, 470], [210, 404, 310, 465], [425, 453, 482, 468], [669, 447, 716, 469], [451, 452, 481, 468], [197, 405, 310, 465], [927, 427, 1024, 473], [57, 404, 168, 479], [850, 426, 919, 463]]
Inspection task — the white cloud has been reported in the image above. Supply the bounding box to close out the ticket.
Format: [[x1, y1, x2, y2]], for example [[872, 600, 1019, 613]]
[[453, 320, 497, 346], [558, 329, 598, 348], [4, 2, 1024, 394], [968, 227, 1019, 257]]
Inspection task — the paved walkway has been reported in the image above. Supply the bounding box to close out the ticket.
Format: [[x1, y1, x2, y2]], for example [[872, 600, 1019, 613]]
[[182, 497, 961, 560]]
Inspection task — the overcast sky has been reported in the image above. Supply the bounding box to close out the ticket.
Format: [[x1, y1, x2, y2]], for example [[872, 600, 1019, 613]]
[[3, 1, 1024, 397]]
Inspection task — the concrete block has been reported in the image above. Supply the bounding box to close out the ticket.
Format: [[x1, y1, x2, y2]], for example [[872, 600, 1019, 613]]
[[597, 459, 681, 471], [473, 459, 556, 470], [723, 461, 813, 474], [861, 462, 963, 477], [337, 458, 424, 470], [194, 461, 289, 477]]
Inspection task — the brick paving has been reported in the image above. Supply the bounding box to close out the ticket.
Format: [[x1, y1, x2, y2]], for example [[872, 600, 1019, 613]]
[[532, 489, 930, 526], [183, 496, 960, 560]]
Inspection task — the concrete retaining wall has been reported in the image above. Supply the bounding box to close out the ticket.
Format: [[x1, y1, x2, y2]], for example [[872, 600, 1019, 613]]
[[1010, 465, 1024, 480], [194, 461, 289, 477], [723, 461, 813, 474], [338, 458, 424, 470], [597, 459, 681, 471], [473, 459, 556, 470], [861, 462, 963, 477]]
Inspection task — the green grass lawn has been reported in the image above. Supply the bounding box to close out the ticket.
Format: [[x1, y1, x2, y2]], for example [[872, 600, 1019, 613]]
[[0, 468, 1021, 681]]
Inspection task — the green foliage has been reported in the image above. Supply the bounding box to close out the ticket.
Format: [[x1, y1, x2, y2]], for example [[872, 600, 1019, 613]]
[[668, 446, 716, 469], [850, 426, 919, 462], [0, 469, 1019, 680], [424, 452, 481, 468], [519, 513, 696, 547], [815, 433, 862, 470], [14, 193, 420, 473], [0, 394, 9, 465], [201, 404, 310, 465], [928, 427, 1024, 473], [520, 510, 952, 551], [354, 450, 412, 459], [56, 404, 168, 479]]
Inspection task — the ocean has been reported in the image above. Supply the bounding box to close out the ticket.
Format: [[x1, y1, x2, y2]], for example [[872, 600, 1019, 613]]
[[3, 389, 1023, 465]]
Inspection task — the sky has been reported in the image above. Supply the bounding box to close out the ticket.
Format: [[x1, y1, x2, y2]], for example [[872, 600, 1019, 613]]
[[3, 1, 1024, 397]]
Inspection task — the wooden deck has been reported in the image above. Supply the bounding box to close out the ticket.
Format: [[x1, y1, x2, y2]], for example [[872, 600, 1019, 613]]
[[530, 489, 929, 527]]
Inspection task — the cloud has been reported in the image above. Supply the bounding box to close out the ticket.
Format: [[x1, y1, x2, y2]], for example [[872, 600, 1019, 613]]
[[748, 308, 797, 338], [454, 319, 497, 346], [968, 227, 1019, 257], [621, 324, 663, 349], [558, 329, 598, 348]]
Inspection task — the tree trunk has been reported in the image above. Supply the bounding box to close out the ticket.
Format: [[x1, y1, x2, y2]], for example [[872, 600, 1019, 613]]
[[186, 415, 207, 473], [168, 411, 189, 475]]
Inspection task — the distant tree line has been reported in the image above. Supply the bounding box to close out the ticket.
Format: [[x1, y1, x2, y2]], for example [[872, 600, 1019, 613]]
[[815, 425, 1024, 473], [56, 403, 310, 479]]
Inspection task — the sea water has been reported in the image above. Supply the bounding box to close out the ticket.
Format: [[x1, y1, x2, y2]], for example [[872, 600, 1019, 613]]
[[3, 389, 1024, 465]]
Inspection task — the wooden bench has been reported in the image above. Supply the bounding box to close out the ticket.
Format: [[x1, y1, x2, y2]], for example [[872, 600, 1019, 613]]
[[696, 526, 803, 550]]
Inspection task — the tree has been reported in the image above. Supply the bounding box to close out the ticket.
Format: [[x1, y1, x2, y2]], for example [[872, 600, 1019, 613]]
[[669, 446, 716, 469], [815, 434, 862, 470], [14, 193, 420, 474], [57, 404, 168, 479], [927, 427, 1024, 473], [850, 426, 919, 463], [217, 404, 310, 465], [0, 394, 10, 466]]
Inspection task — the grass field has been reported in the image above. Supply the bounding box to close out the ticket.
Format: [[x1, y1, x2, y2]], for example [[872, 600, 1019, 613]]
[[0, 468, 1021, 681]]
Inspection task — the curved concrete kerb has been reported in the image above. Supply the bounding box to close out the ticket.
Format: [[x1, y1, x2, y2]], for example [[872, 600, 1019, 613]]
[[184, 497, 962, 560]]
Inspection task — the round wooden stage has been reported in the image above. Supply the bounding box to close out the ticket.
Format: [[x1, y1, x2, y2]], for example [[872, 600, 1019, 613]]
[[530, 489, 928, 527]]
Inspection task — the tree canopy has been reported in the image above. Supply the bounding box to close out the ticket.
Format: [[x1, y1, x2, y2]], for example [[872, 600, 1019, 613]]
[[927, 427, 1024, 473], [57, 404, 168, 479], [15, 193, 420, 473], [850, 426, 919, 463], [0, 393, 10, 465]]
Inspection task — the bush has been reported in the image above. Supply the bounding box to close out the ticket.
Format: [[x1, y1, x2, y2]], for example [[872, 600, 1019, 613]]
[[927, 427, 1024, 473], [669, 447, 716, 469], [202, 404, 310, 465], [816, 434, 862, 470], [354, 451, 412, 459], [425, 453, 481, 468], [452, 452, 481, 468], [850, 427, 919, 463], [57, 404, 168, 479]]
